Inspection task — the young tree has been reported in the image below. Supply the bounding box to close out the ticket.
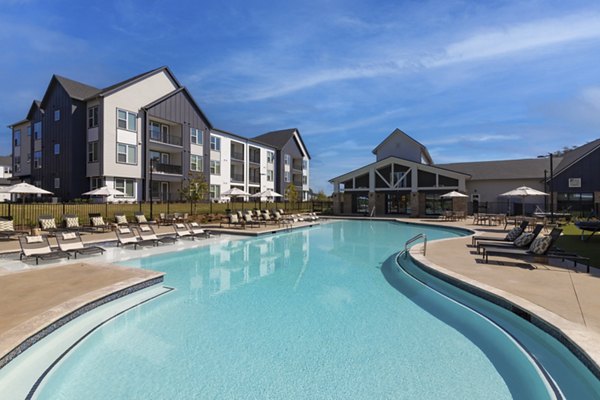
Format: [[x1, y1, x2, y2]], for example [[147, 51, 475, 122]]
[[285, 183, 299, 204], [315, 190, 329, 201], [179, 173, 208, 209]]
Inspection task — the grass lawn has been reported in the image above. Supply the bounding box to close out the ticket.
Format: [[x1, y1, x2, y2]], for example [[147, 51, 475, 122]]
[[556, 223, 600, 269]]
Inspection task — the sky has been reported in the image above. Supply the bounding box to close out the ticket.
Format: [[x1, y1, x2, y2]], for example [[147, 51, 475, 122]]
[[1, 0, 600, 193]]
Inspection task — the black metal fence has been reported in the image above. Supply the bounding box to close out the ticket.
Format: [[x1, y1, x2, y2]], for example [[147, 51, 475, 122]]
[[0, 200, 334, 229]]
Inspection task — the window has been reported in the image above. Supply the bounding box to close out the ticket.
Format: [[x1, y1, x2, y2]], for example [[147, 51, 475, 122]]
[[27, 126, 31, 136], [117, 143, 137, 164], [54, 178, 60, 189], [117, 109, 137, 131], [54, 143, 60, 155], [88, 106, 99, 128], [284, 154, 291, 165], [90, 177, 104, 190], [149, 121, 161, 141], [267, 170, 274, 182], [190, 154, 203, 172], [33, 151, 42, 169], [191, 128, 203, 145], [302, 159, 308, 170], [88, 141, 98, 163], [54, 109, 60, 121], [210, 184, 220, 200], [27, 153, 31, 163], [114, 178, 135, 197], [14, 130, 20, 147], [284, 171, 290, 182], [302, 176, 307, 184], [34, 121, 42, 140], [210, 160, 221, 175], [267, 151, 275, 163], [210, 135, 221, 151], [14, 156, 21, 173]]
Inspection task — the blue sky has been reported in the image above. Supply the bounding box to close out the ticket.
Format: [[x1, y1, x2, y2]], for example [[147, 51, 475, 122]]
[[2, 0, 600, 193]]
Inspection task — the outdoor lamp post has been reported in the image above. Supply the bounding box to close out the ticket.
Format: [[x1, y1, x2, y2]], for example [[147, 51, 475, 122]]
[[538, 153, 554, 223], [149, 158, 154, 220]]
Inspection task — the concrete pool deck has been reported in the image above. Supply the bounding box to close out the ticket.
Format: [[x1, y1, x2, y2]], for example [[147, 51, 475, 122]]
[[0, 217, 599, 371]]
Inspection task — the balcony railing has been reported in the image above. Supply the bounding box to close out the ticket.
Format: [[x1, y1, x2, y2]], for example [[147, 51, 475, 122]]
[[150, 134, 182, 146], [230, 173, 244, 183], [249, 156, 260, 164], [152, 163, 182, 175], [231, 151, 244, 161], [249, 176, 261, 184]]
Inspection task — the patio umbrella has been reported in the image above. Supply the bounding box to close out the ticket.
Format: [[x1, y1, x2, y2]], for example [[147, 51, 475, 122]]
[[499, 186, 548, 215], [221, 187, 252, 211], [251, 189, 283, 201], [82, 186, 126, 217], [0, 182, 53, 227], [440, 191, 468, 198]]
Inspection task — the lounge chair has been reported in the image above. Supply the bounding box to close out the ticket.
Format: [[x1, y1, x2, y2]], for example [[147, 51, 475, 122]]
[[575, 221, 600, 241], [38, 215, 67, 235], [471, 220, 529, 246], [114, 213, 130, 226], [173, 223, 194, 239], [89, 213, 112, 232], [243, 213, 265, 228], [137, 224, 177, 245], [0, 217, 28, 240], [116, 226, 143, 249], [483, 229, 591, 272], [477, 224, 544, 254], [18, 235, 71, 265], [56, 231, 105, 258], [187, 222, 213, 238], [134, 212, 155, 225], [221, 214, 245, 229], [62, 214, 90, 232]]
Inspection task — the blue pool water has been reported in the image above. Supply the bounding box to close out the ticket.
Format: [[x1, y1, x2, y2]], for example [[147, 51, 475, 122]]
[[35, 220, 598, 399]]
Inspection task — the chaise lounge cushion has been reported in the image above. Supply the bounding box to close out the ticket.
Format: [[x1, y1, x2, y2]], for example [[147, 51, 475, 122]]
[[40, 219, 56, 230], [115, 215, 128, 224], [505, 227, 523, 241], [514, 233, 535, 247], [529, 236, 552, 255], [65, 217, 79, 228], [0, 219, 14, 231]]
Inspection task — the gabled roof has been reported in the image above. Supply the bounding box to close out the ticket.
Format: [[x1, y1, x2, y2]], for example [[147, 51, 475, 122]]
[[211, 128, 276, 148], [143, 87, 213, 129], [54, 75, 101, 100], [253, 128, 311, 159], [94, 66, 181, 98], [330, 155, 470, 183], [372, 128, 433, 164], [551, 138, 600, 178], [26, 100, 42, 120], [438, 157, 556, 180]]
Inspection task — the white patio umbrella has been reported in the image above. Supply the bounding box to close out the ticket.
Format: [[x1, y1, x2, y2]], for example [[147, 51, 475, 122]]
[[82, 186, 125, 197], [221, 187, 252, 211], [440, 191, 469, 198], [0, 182, 53, 227], [83, 186, 126, 217], [251, 189, 283, 201], [499, 186, 548, 215]]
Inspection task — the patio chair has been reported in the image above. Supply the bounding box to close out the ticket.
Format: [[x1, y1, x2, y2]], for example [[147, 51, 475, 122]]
[[56, 231, 105, 258], [477, 224, 544, 254], [173, 223, 194, 239], [137, 224, 177, 245], [62, 214, 87, 232], [89, 213, 112, 232], [471, 220, 529, 246], [134, 212, 155, 225], [114, 213, 130, 226], [221, 214, 245, 229], [187, 222, 213, 238], [483, 229, 591, 272], [243, 213, 265, 228], [115, 226, 143, 249], [0, 217, 28, 240], [18, 235, 71, 265], [575, 220, 600, 241], [38, 215, 66, 235]]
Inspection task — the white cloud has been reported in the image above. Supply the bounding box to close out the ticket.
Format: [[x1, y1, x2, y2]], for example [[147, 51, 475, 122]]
[[423, 134, 521, 146]]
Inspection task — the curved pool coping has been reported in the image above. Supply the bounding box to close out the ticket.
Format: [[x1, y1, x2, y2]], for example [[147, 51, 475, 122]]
[[393, 218, 600, 380]]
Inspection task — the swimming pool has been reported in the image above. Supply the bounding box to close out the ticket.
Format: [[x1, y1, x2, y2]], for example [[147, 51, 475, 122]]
[[31, 220, 599, 398]]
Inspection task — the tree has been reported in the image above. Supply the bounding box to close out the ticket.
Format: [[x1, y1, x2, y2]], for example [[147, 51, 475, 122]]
[[179, 173, 208, 205], [315, 190, 329, 201], [285, 183, 299, 204]]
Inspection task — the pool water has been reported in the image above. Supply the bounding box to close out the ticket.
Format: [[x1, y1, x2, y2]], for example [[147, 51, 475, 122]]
[[34, 220, 592, 399]]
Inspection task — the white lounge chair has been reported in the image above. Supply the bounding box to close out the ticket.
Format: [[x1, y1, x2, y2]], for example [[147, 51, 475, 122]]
[[56, 231, 105, 258], [19, 235, 70, 265]]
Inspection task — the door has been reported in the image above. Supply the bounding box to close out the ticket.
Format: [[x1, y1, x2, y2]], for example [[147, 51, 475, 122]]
[[160, 182, 169, 202]]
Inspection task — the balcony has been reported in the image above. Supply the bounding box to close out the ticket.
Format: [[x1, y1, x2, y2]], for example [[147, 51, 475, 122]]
[[152, 163, 182, 175], [249, 155, 260, 164], [230, 173, 244, 183], [292, 160, 303, 172], [231, 151, 245, 162], [150, 134, 182, 147]]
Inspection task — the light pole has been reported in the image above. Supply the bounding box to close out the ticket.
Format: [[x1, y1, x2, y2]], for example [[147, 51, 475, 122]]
[[149, 158, 154, 220], [538, 153, 554, 223]]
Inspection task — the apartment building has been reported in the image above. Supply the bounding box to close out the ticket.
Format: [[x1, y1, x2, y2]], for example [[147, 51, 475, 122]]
[[0, 155, 12, 202], [8, 67, 311, 203]]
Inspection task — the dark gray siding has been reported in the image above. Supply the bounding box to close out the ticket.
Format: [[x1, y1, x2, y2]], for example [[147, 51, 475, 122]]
[[40, 81, 88, 200], [552, 147, 600, 192], [145, 91, 211, 196], [279, 135, 304, 193]]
